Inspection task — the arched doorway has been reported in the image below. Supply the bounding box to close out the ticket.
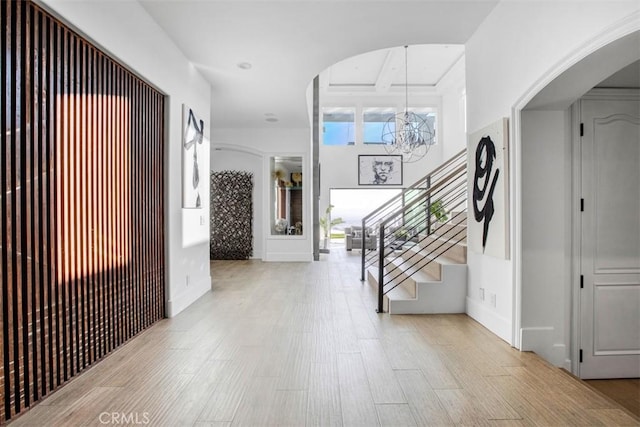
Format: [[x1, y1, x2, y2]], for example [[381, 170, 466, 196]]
[[517, 27, 640, 377]]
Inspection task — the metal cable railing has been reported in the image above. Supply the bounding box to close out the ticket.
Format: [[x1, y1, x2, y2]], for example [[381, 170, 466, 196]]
[[360, 148, 467, 280], [357, 149, 467, 313]]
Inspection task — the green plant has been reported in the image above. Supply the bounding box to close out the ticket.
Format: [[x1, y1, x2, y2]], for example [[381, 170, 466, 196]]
[[319, 204, 344, 248], [394, 226, 409, 240], [429, 199, 448, 223]]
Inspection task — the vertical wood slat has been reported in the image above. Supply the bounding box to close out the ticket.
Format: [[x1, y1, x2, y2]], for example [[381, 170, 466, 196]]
[[1, 0, 8, 422], [0, 2, 166, 423]]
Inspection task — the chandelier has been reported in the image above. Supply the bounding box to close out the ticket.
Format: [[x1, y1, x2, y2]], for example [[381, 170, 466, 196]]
[[381, 46, 435, 163]]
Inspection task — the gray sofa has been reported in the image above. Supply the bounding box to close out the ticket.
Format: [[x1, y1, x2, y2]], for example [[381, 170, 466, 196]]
[[344, 226, 377, 251]]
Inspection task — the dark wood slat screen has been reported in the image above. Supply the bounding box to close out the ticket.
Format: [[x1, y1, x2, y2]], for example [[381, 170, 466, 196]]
[[0, 2, 166, 423]]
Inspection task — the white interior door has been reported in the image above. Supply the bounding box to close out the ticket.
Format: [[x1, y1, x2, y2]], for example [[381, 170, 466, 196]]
[[580, 91, 640, 379]]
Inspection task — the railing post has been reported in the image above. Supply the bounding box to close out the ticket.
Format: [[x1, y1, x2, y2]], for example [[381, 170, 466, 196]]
[[360, 218, 366, 281], [426, 175, 432, 236], [377, 223, 385, 313]]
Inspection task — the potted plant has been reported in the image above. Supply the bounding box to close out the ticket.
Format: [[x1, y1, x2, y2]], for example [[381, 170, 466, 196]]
[[428, 199, 448, 235], [319, 204, 344, 252], [429, 199, 448, 223], [394, 226, 409, 241]]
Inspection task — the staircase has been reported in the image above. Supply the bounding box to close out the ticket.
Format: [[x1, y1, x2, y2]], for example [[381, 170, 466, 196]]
[[359, 149, 467, 314]]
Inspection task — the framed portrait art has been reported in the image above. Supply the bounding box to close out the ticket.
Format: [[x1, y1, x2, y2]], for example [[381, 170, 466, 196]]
[[358, 155, 403, 186]]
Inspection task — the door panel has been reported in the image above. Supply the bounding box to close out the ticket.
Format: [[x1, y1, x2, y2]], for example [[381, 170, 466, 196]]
[[594, 284, 640, 353], [580, 93, 640, 379]]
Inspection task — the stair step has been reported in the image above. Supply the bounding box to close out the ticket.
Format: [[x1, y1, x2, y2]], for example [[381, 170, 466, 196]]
[[417, 235, 467, 263], [386, 257, 439, 284], [366, 266, 416, 312], [431, 222, 467, 242], [387, 264, 468, 314]]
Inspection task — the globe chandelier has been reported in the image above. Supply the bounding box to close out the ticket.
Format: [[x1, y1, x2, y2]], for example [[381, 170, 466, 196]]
[[381, 45, 435, 163]]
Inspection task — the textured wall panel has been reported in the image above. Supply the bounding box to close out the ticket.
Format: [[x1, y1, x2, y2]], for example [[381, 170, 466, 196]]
[[0, 2, 166, 423], [210, 171, 253, 260]]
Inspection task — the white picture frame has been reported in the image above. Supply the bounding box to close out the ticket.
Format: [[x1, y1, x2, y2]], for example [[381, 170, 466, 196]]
[[358, 154, 403, 186]]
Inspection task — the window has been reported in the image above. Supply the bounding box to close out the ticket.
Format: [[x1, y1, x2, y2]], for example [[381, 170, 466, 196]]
[[322, 107, 355, 145], [408, 108, 437, 145], [363, 107, 395, 144]]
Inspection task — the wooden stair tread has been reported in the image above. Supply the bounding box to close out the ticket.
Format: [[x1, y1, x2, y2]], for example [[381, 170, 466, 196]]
[[387, 258, 440, 283], [400, 247, 465, 266], [418, 234, 467, 247], [384, 281, 415, 301]]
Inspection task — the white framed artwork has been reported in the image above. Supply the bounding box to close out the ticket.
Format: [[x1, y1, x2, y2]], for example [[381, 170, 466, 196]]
[[467, 117, 510, 259], [182, 105, 206, 208], [358, 154, 403, 186]]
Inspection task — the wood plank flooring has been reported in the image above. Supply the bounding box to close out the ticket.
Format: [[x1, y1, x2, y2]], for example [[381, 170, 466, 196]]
[[9, 249, 640, 426], [586, 379, 640, 419]]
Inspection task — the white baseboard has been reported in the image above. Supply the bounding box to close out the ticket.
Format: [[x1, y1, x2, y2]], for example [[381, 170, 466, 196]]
[[520, 326, 568, 367], [466, 297, 512, 344], [166, 277, 211, 317], [264, 252, 313, 262]]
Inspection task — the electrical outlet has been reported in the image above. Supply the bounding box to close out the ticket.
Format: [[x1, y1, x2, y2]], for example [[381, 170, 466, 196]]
[[479, 288, 485, 301], [490, 293, 496, 307], [200, 215, 204, 226]]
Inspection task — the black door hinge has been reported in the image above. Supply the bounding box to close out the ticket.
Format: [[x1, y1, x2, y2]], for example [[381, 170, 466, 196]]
[[579, 349, 583, 363], [580, 123, 584, 137], [580, 275, 584, 289], [581, 198, 584, 212]]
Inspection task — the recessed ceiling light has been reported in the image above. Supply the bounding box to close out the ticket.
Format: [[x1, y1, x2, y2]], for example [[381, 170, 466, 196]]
[[264, 112, 276, 117], [265, 117, 279, 123], [237, 62, 252, 70]]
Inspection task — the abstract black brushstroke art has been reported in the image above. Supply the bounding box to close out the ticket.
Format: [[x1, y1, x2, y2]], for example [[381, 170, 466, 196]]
[[467, 118, 509, 259], [472, 136, 500, 251], [183, 106, 205, 208], [210, 171, 254, 260]]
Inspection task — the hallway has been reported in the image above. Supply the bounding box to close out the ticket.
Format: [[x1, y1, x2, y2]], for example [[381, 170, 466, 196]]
[[11, 250, 639, 426]]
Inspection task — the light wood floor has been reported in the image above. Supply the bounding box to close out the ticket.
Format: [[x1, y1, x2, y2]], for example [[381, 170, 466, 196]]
[[10, 249, 640, 426], [586, 379, 640, 419]]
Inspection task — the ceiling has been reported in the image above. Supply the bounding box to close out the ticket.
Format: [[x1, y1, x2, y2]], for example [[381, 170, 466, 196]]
[[321, 44, 465, 95], [139, 0, 499, 129]]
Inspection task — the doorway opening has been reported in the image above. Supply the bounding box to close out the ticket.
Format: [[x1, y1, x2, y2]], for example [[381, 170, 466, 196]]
[[328, 188, 402, 249]]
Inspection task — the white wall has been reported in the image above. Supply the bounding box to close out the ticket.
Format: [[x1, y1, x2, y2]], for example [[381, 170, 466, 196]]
[[441, 57, 467, 160], [41, 0, 212, 317], [520, 109, 572, 368], [318, 85, 471, 222], [212, 127, 312, 262], [465, 1, 640, 345]]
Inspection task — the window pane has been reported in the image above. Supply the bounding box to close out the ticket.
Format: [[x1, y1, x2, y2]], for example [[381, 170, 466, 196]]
[[409, 108, 437, 145], [323, 108, 355, 145], [363, 108, 395, 144]]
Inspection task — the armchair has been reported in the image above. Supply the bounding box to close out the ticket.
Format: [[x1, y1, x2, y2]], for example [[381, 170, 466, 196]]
[[344, 226, 377, 251]]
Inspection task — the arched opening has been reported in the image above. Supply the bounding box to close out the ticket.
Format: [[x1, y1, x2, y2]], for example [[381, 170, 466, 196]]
[[518, 29, 640, 376], [310, 45, 468, 258]]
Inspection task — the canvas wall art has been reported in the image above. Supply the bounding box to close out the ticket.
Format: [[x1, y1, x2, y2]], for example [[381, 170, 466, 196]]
[[467, 118, 510, 259], [358, 154, 403, 186], [183, 105, 206, 208]]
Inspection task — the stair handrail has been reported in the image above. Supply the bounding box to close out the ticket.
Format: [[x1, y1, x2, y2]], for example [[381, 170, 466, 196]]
[[354, 148, 468, 313], [361, 148, 466, 224], [360, 150, 467, 280], [372, 163, 467, 312]]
